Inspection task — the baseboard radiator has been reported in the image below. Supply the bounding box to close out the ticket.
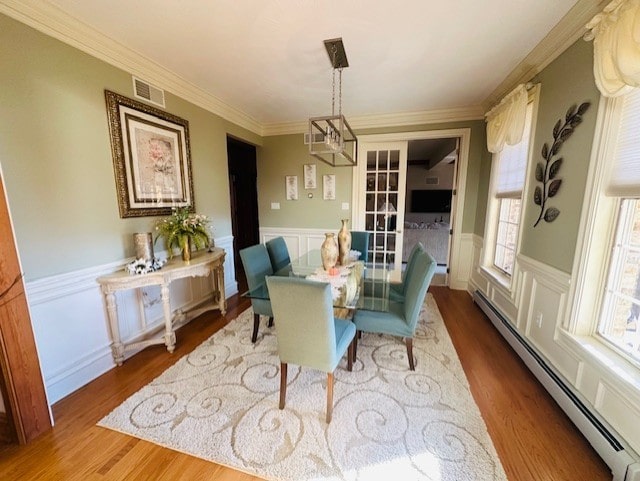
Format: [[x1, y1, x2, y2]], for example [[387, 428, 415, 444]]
[[473, 290, 640, 481]]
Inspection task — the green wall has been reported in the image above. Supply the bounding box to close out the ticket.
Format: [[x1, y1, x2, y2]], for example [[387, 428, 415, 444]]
[[0, 14, 260, 280], [258, 120, 487, 233], [257, 135, 354, 228], [519, 39, 600, 273]]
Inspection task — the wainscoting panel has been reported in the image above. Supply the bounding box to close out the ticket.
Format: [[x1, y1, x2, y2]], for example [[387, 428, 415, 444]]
[[472, 239, 640, 473], [26, 236, 236, 405]]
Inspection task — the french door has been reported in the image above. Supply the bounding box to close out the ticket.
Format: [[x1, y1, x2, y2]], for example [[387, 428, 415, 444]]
[[354, 142, 407, 269]]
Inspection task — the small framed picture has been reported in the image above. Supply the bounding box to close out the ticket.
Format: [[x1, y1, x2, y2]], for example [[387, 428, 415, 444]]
[[323, 174, 336, 200], [303, 164, 317, 189], [285, 175, 298, 200]]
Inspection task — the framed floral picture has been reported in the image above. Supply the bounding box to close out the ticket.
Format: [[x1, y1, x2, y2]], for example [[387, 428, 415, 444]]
[[303, 164, 317, 189], [285, 175, 299, 200], [323, 174, 336, 200], [105, 90, 194, 218]]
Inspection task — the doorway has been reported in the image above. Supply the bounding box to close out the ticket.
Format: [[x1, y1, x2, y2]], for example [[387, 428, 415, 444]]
[[353, 129, 470, 288], [405, 138, 458, 286], [227, 137, 259, 293]]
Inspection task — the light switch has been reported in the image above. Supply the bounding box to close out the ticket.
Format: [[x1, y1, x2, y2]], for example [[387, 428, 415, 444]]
[[271, 202, 280, 210], [341, 202, 349, 210]]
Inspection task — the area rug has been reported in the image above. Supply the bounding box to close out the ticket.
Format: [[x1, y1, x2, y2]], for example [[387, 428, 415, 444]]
[[99, 294, 507, 481]]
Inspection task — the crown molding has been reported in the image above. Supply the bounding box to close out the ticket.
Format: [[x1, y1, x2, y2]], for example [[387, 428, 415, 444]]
[[0, 0, 263, 135], [482, 0, 608, 112], [262, 105, 485, 136]]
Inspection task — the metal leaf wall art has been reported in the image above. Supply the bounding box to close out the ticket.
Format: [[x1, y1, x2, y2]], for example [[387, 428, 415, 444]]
[[533, 101, 590, 227]]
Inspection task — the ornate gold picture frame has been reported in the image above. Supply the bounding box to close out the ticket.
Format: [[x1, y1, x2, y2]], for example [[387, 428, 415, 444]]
[[105, 90, 194, 218]]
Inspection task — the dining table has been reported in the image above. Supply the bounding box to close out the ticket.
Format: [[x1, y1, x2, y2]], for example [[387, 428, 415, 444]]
[[243, 249, 403, 315]]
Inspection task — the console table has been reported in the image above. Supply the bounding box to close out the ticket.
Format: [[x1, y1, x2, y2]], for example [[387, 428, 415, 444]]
[[97, 248, 226, 365]]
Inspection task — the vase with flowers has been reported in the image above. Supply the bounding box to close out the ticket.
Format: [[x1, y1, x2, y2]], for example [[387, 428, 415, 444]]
[[155, 207, 211, 262]]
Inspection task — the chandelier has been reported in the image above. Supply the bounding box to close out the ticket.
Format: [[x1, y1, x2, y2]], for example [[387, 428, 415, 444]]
[[307, 38, 358, 167]]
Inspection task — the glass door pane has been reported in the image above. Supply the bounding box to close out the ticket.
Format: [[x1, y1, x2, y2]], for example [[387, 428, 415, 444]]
[[358, 142, 407, 268]]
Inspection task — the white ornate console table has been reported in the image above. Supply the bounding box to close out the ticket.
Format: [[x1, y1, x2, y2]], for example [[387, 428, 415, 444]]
[[97, 248, 226, 365]]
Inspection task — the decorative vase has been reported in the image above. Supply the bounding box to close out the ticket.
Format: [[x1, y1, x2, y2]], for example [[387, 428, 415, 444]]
[[320, 233, 338, 271], [181, 237, 191, 262], [133, 232, 154, 261], [338, 219, 352, 266]]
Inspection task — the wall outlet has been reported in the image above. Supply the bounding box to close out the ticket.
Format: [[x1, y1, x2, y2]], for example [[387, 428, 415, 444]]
[[535, 312, 543, 328], [271, 202, 280, 210], [341, 202, 349, 210]]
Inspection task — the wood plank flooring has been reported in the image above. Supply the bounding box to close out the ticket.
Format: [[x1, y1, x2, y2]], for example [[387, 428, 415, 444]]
[[0, 287, 611, 480]]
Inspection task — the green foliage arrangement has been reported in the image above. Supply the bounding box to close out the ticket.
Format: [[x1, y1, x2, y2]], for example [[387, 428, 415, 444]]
[[155, 207, 211, 258], [533, 101, 590, 227]]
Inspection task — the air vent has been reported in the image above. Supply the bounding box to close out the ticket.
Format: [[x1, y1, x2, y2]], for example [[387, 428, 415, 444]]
[[303, 132, 327, 145], [426, 177, 439, 185], [132, 77, 165, 108]]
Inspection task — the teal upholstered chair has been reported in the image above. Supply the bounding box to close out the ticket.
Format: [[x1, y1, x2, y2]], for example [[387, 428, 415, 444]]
[[266, 276, 356, 423], [354, 249, 436, 370], [350, 231, 370, 261], [389, 242, 425, 302], [265, 236, 291, 272], [239, 244, 274, 343]]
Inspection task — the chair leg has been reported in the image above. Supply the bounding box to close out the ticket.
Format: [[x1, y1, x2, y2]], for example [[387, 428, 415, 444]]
[[326, 372, 334, 423], [251, 313, 260, 343], [405, 337, 415, 371], [353, 330, 359, 362], [268, 317, 274, 327], [347, 339, 354, 371], [279, 363, 287, 409]]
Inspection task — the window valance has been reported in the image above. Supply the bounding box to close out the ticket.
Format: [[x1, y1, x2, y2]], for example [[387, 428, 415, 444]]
[[585, 0, 640, 97], [485, 84, 528, 154]]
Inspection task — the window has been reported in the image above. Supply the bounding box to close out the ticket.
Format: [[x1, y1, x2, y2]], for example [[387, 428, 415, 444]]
[[596, 88, 640, 363], [494, 198, 521, 275], [488, 101, 534, 278]]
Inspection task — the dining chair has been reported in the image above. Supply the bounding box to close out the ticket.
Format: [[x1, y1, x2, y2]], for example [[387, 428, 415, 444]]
[[239, 244, 274, 343], [353, 249, 436, 370], [350, 231, 370, 261], [266, 276, 356, 423], [389, 241, 425, 302], [265, 236, 291, 272]]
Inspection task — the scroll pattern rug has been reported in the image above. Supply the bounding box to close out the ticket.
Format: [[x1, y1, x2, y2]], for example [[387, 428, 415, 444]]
[[99, 294, 507, 481]]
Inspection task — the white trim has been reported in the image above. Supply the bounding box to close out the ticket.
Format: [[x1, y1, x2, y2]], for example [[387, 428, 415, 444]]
[[0, 0, 263, 136], [262, 106, 485, 136], [0, 0, 596, 138], [482, 0, 608, 111]]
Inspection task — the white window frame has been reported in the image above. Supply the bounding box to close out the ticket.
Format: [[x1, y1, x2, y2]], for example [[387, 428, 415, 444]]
[[481, 86, 540, 291], [568, 94, 640, 374]]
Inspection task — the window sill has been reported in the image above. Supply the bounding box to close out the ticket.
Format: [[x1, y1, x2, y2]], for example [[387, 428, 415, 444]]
[[480, 265, 513, 293], [558, 329, 640, 395]]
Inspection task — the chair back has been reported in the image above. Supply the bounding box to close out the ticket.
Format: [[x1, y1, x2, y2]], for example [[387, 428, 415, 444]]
[[266, 236, 291, 272], [350, 231, 370, 261], [240, 244, 274, 289], [403, 241, 425, 283], [403, 250, 437, 331], [266, 277, 337, 372]]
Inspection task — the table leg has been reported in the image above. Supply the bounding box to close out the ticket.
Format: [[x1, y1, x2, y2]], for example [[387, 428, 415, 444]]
[[104, 291, 125, 366], [160, 284, 176, 352], [214, 265, 226, 315]]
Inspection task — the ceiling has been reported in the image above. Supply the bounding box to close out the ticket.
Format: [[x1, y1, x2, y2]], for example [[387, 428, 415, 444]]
[[39, 0, 580, 128]]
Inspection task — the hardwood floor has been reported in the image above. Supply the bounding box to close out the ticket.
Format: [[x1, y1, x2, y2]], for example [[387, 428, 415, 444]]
[[0, 287, 611, 480]]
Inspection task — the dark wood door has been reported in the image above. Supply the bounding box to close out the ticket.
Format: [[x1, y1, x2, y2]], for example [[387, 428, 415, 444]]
[[0, 172, 51, 444], [227, 137, 259, 292]]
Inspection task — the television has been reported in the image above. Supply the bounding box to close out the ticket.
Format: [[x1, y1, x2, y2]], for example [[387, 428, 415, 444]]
[[410, 189, 452, 213]]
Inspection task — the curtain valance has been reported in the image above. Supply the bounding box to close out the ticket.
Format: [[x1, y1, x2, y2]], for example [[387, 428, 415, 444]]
[[485, 84, 528, 154], [585, 0, 640, 97]]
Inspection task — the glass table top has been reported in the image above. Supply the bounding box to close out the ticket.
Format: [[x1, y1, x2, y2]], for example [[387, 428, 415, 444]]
[[243, 249, 402, 312]]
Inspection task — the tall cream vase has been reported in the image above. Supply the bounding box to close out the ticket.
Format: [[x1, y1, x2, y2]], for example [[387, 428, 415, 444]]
[[320, 233, 338, 271], [338, 219, 351, 266]]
